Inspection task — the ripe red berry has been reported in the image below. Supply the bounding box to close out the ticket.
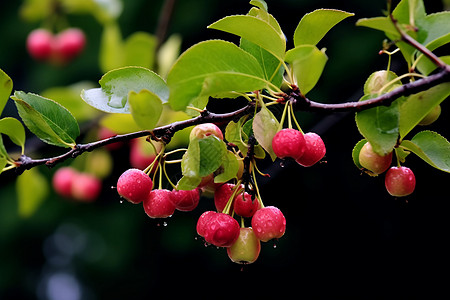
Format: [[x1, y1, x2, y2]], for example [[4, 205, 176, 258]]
[[196, 211, 217, 237], [203, 213, 240, 247], [27, 29, 54, 61], [251, 206, 286, 242], [272, 128, 305, 159], [52, 28, 86, 63], [385, 166, 416, 197], [359, 142, 392, 176], [214, 183, 237, 213], [233, 191, 260, 218], [190, 123, 223, 140], [71, 173, 102, 202], [52, 167, 78, 198], [227, 227, 261, 264], [143, 189, 176, 218], [171, 188, 201, 211], [117, 168, 153, 204], [295, 132, 326, 167]]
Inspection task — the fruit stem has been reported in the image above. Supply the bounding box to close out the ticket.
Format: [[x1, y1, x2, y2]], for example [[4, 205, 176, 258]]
[[251, 163, 265, 209], [278, 102, 290, 131], [222, 180, 242, 215], [289, 102, 303, 134]]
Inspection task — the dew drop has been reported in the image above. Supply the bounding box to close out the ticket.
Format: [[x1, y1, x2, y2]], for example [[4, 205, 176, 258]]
[[163, 222, 168, 227], [279, 161, 285, 168], [119, 199, 124, 204]]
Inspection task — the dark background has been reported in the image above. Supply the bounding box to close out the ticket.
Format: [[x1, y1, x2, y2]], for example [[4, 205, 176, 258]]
[[1, 0, 449, 299]]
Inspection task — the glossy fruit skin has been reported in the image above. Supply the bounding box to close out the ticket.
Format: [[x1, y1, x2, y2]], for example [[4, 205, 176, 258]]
[[203, 213, 240, 247], [272, 128, 305, 159], [359, 142, 392, 175], [143, 189, 176, 218], [52, 167, 78, 198], [52, 28, 86, 63], [233, 192, 260, 218], [196, 211, 216, 237], [227, 227, 261, 264], [171, 188, 201, 211], [71, 173, 102, 202], [117, 168, 153, 204], [214, 183, 237, 213], [385, 166, 416, 197], [296, 132, 326, 167], [27, 29, 53, 60], [190, 123, 223, 140], [251, 206, 286, 242]]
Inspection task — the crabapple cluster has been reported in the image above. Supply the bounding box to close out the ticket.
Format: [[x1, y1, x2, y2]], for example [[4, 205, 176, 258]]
[[358, 141, 416, 197], [52, 167, 102, 202], [26, 28, 86, 65], [272, 128, 326, 167]]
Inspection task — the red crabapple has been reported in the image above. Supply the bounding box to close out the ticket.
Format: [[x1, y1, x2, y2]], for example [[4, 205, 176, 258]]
[[143, 189, 176, 218], [272, 128, 305, 160], [52, 28, 86, 63], [27, 29, 54, 61], [71, 173, 102, 202], [196, 211, 217, 237], [214, 183, 238, 212], [295, 132, 326, 167], [190, 123, 223, 140], [203, 212, 240, 247], [227, 227, 261, 264], [233, 191, 260, 218], [117, 168, 153, 204], [385, 166, 416, 197], [359, 142, 392, 176], [171, 188, 201, 211], [251, 206, 286, 242], [52, 167, 78, 198]]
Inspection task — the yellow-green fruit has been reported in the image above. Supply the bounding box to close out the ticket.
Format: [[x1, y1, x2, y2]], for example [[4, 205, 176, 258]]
[[418, 105, 441, 126], [227, 227, 261, 264]]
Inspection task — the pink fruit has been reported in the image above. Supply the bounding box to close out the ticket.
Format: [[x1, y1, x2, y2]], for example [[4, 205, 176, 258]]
[[98, 127, 123, 150], [117, 168, 153, 204], [129, 138, 159, 172], [359, 142, 392, 176], [233, 191, 260, 218], [196, 211, 217, 237], [143, 189, 176, 218], [52, 28, 86, 63], [272, 128, 306, 159], [171, 188, 201, 211], [52, 167, 78, 198], [203, 213, 240, 247], [71, 173, 102, 202], [385, 166, 416, 197], [214, 183, 237, 213], [227, 227, 261, 264], [27, 29, 54, 60], [296, 132, 326, 167], [251, 206, 286, 242], [190, 123, 223, 140]]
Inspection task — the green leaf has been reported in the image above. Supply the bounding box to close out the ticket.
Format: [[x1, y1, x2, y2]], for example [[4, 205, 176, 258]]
[[400, 130, 450, 172], [208, 15, 286, 61], [157, 34, 182, 79], [176, 175, 202, 191], [214, 151, 240, 183], [356, 17, 399, 37], [124, 32, 157, 69], [0, 156, 6, 175], [0, 117, 26, 152], [129, 89, 163, 130], [249, 0, 268, 11], [240, 38, 284, 87], [167, 40, 268, 111], [181, 135, 226, 178], [285, 45, 328, 95], [399, 82, 450, 139], [13, 91, 80, 148], [252, 105, 279, 161], [294, 9, 354, 46], [81, 66, 169, 114], [16, 168, 49, 218], [356, 95, 400, 155], [417, 12, 450, 51], [0, 69, 13, 115]]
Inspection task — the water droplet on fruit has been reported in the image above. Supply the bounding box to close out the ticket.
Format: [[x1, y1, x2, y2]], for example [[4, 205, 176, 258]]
[[273, 243, 277, 249]]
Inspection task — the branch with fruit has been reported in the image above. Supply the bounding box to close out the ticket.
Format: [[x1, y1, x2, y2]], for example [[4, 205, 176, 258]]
[[1, 0, 449, 264]]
